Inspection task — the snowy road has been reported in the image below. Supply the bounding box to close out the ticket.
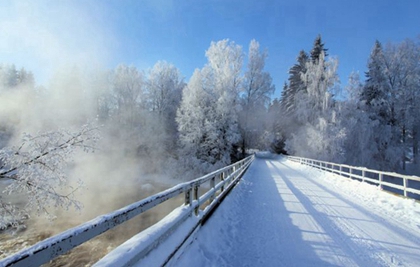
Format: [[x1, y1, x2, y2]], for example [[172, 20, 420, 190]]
[[172, 156, 420, 267]]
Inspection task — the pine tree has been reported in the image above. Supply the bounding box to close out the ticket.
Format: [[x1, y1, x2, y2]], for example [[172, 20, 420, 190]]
[[360, 41, 389, 110], [310, 35, 328, 63], [359, 40, 403, 171], [282, 50, 309, 114], [279, 82, 290, 112]]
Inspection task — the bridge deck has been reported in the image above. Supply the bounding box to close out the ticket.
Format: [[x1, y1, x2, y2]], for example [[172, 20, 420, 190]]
[[172, 157, 420, 267]]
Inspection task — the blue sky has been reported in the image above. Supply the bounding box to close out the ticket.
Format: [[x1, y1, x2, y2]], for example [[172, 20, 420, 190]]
[[1, 0, 420, 98]]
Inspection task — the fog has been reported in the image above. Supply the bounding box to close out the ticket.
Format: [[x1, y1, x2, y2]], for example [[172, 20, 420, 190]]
[[0, 64, 185, 265], [0, 2, 185, 264]]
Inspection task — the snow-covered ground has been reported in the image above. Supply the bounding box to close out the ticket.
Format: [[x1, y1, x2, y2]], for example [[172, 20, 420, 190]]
[[172, 156, 420, 267]]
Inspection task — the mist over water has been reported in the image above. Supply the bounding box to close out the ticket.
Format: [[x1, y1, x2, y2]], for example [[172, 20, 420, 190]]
[[0, 3, 186, 258], [0, 63, 185, 265]]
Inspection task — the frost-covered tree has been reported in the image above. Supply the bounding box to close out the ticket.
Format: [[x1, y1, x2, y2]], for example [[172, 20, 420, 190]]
[[381, 39, 420, 170], [296, 52, 339, 124], [345, 71, 363, 104], [177, 39, 243, 174], [239, 40, 275, 154], [111, 64, 144, 130], [203, 39, 243, 163], [146, 61, 184, 151], [286, 52, 341, 161], [146, 61, 184, 118], [267, 98, 286, 154], [242, 40, 274, 107], [337, 73, 380, 168], [279, 50, 309, 142], [281, 50, 308, 116], [360, 41, 390, 114], [358, 39, 420, 171], [0, 124, 99, 229], [0, 65, 34, 91], [176, 69, 214, 174]]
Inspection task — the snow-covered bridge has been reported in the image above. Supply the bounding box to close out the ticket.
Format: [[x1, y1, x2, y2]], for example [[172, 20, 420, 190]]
[[172, 157, 420, 267], [2, 155, 420, 267]]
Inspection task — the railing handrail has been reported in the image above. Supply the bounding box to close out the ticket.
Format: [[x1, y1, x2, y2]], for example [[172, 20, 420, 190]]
[[0, 155, 254, 267], [286, 155, 420, 199]]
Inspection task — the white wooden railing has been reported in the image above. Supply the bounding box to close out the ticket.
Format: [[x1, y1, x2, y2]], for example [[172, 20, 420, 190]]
[[287, 155, 420, 199], [0, 155, 254, 267]]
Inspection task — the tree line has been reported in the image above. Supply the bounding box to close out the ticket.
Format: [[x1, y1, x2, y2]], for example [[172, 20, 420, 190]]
[[277, 35, 420, 174], [0, 39, 275, 227], [1, 35, 420, 227]]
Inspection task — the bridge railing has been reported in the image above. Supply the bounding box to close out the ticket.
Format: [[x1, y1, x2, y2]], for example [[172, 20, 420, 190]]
[[287, 155, 420, 199], [0, 155, 254, 267]]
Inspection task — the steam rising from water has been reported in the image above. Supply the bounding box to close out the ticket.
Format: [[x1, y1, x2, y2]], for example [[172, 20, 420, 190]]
[[0, 2, 182, 264], [0, 67, 183, 263]]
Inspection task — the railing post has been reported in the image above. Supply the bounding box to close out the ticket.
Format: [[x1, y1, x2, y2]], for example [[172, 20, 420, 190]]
[[339, 165, 342, 176], [362, 170, 365, 182], [210, 177, 216, 202], [378, 173, 382, 189], [403, 177, 407, 197], [194, 185, 199, 216], [221, 172, 225, 192], [185, 187, 192, 206], [349, 168, 353, 179]]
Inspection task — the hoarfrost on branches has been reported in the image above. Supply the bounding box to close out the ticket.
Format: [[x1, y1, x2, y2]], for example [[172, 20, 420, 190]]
[[0, 123, 99, 229]]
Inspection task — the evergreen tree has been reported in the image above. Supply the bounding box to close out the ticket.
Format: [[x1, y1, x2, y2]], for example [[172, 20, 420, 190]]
[[360, 41, 389, 111], [279, 82, 290, 112], [281, 50, 309, 114], [310, 35, 328, 63], [0, 64, 35, 91], [286, 52, 340, 161]]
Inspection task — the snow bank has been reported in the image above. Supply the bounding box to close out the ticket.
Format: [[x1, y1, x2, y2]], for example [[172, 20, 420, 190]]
[[289, 160, 420, 232]]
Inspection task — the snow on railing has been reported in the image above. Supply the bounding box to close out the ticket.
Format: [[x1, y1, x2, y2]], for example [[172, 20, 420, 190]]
[[0, 155, 254, 267], [287, 156, 420, 199]]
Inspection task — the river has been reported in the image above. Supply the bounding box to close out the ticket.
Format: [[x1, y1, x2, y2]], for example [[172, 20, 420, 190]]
[[0, 180, 184, 266]]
